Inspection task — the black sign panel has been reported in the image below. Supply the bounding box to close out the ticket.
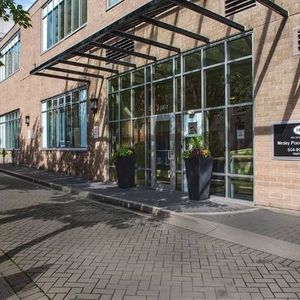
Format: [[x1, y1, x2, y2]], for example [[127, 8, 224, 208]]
[[274, 123, 300, 158]]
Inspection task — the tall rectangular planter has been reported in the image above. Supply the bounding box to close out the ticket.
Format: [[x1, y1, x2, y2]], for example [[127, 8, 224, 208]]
[[115, 155, 136, 188], [185, 157, 213, 200]]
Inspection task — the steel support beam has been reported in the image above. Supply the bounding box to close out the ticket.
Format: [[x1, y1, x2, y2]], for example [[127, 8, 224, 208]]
[[91, 42, 157, 61], [140, 15, 210, 43], [35, 72, 90, 83], [47, 67, 104, 79], [112, 30, 181, 53], [256, 0, 288, 17], [73, 51, 136, 68], [59, 60, 119, 73], [169, 0, 245, 31]]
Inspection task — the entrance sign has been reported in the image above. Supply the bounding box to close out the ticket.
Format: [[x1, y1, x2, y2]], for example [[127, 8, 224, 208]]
[[274, 122, 300, 159]]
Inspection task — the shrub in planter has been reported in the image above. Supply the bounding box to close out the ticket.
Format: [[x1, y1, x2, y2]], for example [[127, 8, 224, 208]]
[[183, 137, 213, 201], [112, 145, 136, 188]]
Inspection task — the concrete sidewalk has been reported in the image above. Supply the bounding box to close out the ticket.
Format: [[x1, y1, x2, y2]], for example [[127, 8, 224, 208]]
[[1, 164, 300, 263], [0, 276, 20, 300]]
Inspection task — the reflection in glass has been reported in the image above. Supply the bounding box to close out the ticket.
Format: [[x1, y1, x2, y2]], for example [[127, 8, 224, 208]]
[[155, 80, 173, 114], [175, 77, 181, 112], [229, 60, 252, 104], [154, 60, 173, 80], [120, 73, 131, 89], [133, 87, 145, 118], [205, 110, 225, 173], [146, 118, 151, 169], [146, 85, 151, 116], [229, 177, 253, 201], [184, 72, 201, 111], [228, 36, 252, 60], [136, 169, 145, 186], [109, 77, 119, 93], [109, 167, 117, 182], [175, 57, 181, 74], [176, 114, 182, 170], [184, 51, 201, 72], [133, 69, 144, 86], [110, 122, 119, 157], [229, 106, 253, 176], [205, 66, 225, 107], [134, 119, 145, 168], [146, 66, 151, 82], [176, 172, 182, 191], [156, 120, 170, 184], [204, 44, 225, 66], [210, 175, 225, 197], [109, 93, 118, 121], [120, 90, 131, 119], [120, 120, 131, 145]]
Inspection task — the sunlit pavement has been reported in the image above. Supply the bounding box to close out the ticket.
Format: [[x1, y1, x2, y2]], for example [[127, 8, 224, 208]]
[[0, 172, 300, 300]]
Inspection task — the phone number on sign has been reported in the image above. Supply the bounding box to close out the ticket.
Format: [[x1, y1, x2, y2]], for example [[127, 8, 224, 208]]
[[287, 148, 300, 153]]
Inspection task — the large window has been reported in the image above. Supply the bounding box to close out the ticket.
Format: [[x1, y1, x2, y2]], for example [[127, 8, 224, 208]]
[[42, 88, 87, 149], [108, 34, 253, 201], [42, 0, 87, 51], [0, 34, 20, 82], [0, 110, 20, 149]]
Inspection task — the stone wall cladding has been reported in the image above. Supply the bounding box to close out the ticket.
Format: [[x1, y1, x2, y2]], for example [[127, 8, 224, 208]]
[[0, 0, 299, 210]]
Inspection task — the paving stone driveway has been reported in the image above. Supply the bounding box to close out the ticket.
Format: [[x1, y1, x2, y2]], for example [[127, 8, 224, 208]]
[[0, 173, 300, 300]]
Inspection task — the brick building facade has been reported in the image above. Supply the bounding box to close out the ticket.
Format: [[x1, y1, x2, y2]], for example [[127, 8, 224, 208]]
[[0, 0, 299, 210]]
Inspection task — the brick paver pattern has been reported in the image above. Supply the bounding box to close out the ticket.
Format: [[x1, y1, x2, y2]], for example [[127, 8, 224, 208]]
[[0, 173, 300, 300]]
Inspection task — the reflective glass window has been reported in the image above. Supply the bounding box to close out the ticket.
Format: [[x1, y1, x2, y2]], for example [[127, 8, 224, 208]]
[[228, 36, 252, 60], [184, 51, 201, 72], [205, 66, 225, 107], [120, 90, 131, 119], [205, 109, 225, 173], [204, 44, 225, 66], [184, 72, 201, 111], [133, 87, 145, 118], [229, 60, 252, 104], [154, 80, 173, 114], [228, 106, 253, 176]]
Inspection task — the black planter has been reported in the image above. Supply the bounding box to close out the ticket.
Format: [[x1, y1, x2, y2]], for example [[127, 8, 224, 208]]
[[185, 157, 213, 201], [115, 155, 136, 188]]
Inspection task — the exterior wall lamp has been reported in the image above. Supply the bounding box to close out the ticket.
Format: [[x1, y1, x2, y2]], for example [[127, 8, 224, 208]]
[[25, 115, 30, 126], [90, 98, 98, 114]]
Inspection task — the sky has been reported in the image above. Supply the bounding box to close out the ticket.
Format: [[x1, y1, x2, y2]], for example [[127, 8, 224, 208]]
[[15, 0, 36, 10]]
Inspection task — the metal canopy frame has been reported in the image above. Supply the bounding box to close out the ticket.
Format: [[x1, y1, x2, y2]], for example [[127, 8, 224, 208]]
[[112, 30, 181, 53], [30, 0, 288, 82], [256, 0, 288, 18], [59, 60, 119, 73], [139, 15, 210, 43], [90, 41, 157, 61]]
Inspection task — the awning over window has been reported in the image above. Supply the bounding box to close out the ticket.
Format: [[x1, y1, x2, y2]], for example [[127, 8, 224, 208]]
[[30, 0, 288, 83]]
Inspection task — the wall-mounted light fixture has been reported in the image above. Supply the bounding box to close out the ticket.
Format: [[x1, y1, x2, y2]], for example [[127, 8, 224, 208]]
[[25, 115, 30, 126], [90, 98, 98, 114]]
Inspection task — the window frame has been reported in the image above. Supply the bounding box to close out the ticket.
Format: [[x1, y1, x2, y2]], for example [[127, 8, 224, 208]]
[[0, 32, 21, 82], [41, 86, 88, 150], [0, 109, 20, 150], [42, 0, 87, 53], [106, 0, 124, 11]]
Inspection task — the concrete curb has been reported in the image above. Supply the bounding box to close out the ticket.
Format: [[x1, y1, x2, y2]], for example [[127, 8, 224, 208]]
[[1, 168, 300, 263]]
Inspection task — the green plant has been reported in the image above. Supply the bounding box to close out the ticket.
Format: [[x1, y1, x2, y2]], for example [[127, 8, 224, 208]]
[[183, 136, 211, 160], [112, 145, 134, 164], [1, 149, 7, 157]]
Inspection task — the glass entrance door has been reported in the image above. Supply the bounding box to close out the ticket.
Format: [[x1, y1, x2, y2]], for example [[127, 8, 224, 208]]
[[152, 115, 175, 189]]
